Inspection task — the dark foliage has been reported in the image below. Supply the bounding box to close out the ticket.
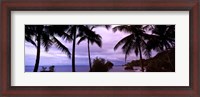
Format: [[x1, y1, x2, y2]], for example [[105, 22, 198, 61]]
[[125, 48, 175, 72], [25, 25, 71, 72], [90, 57, 114, 72], [146, 48, 175, 72]]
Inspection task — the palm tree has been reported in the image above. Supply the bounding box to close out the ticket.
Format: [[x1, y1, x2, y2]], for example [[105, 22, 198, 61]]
[[145, 25, 175, 51], [66, 25, 110, 72], [65, 25, 78, 72], [145, 25, 175, 71], [25, 25, 71, 72], [113, 25, 147, 72], [77, 25, 102, 70]]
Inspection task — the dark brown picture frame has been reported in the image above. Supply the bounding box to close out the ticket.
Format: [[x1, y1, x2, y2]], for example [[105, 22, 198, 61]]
[[0, 0, 199, 97]]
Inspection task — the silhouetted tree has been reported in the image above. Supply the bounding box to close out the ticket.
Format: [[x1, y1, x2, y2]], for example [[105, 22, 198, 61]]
[[25, 25, 71, 72], [145, 25, 175, 71], [145, 25, 175, 51], [77, 25, 102, 70], [113, 25, 147, 72], [66, 25, 110, 72], [64, 25, 83, 72]]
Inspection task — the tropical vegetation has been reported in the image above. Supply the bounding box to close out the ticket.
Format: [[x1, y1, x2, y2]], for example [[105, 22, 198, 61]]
[[90, 57, 114, 72], [25, 25, 175, 72], [112, 25, 175, 72], [25, 25, 71, 72]]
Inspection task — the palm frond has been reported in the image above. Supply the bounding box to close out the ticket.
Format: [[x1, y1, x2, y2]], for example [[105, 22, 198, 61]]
[[92, 25, 111, 30], [76, 32, 85, 38], [93, 37, 102, 47], [124, 42, 134, 61], [53, 37, 71, 58], [114, 34, 133, 50], [77, 36, 87, 45], [47, 25, 69, 36], [78, 25, 90, 35], [89, 34, 102, 47], [77, 25, 103, 47], [66, 26, 77, 38], [25, 36, 37, 47], [146, 25, 175, 52], [143, 25, 154, 31], [113, 25, 133, 33], [48, 25, 73, 42], [41, 32, 53, 52], [25, 25, 40, 47], [61, 32, 73, 42]]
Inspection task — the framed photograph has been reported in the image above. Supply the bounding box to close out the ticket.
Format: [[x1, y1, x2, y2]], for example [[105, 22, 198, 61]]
[[1, 0, 199, 97]]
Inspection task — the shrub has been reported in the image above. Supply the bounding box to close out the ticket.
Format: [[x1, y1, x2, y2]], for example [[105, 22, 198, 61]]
[[90, 57, 114, 72], [40, 65, 55, 72], [105, 61, 114, 70]]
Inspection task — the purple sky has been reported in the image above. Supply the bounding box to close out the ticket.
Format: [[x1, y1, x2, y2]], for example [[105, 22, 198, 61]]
[[25, 26, 157, 66]]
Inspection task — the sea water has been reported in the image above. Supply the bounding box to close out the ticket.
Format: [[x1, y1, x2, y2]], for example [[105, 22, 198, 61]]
[[25, 65, 142, 72]]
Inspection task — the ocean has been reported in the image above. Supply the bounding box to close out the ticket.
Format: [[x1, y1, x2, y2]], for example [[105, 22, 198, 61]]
[[25, 65, 142, 72]]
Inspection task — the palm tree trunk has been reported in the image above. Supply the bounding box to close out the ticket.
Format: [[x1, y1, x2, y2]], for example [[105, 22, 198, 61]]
[[87, 39, 92, 70], [72, 30, 76, 72], [33, 32, 41, 72], [138, 46, 144, 72]]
